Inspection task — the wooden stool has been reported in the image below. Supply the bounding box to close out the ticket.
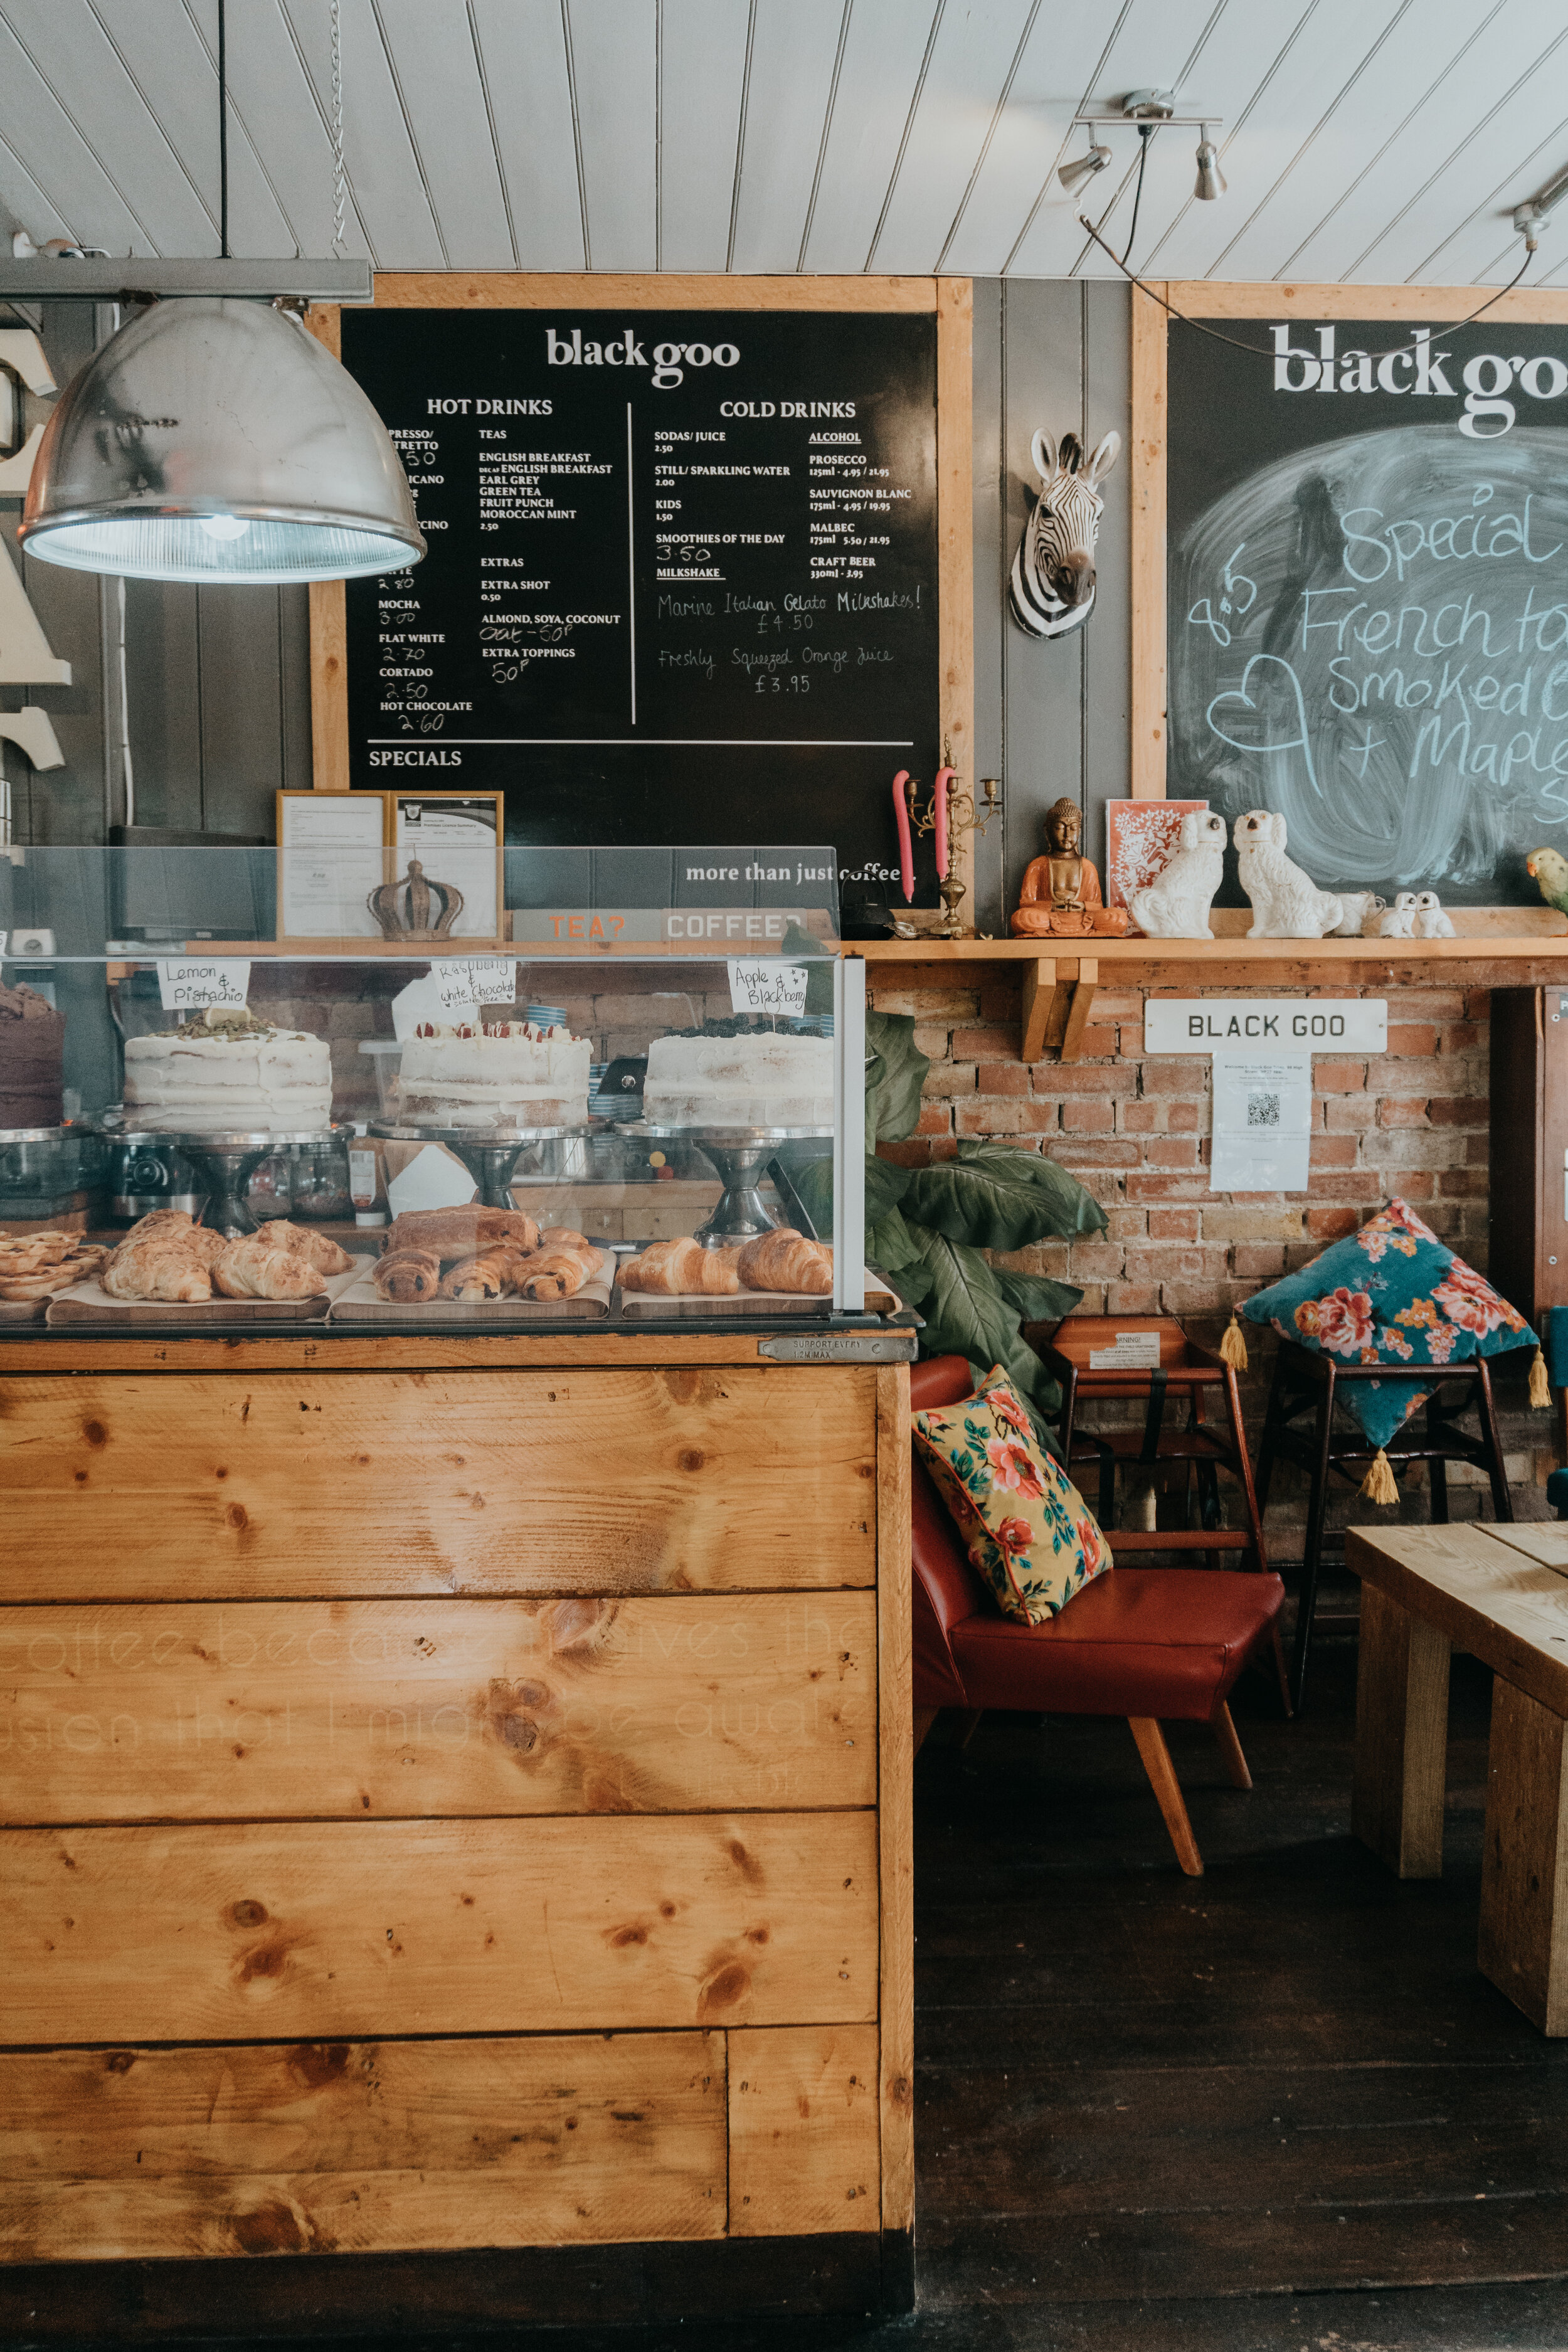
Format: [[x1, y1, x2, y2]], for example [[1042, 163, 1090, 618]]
[[1254, 1340, 1513, 1714], [1027, 1314, 1289, 1714]]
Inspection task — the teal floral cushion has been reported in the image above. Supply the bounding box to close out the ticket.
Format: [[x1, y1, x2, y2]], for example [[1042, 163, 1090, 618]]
[[1241, 1198, 1536, 1448], [912, 1365, 1111, 1624]]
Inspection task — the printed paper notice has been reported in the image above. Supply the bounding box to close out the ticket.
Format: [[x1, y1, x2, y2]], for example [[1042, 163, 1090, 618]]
[[1210, 1056, 1312, 1193], [156, 959, 251, 1013], [728, 959, 808, 1017]]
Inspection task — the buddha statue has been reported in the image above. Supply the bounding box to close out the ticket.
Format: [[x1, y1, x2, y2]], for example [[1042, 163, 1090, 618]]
[[1009, 798, 1128, 938]]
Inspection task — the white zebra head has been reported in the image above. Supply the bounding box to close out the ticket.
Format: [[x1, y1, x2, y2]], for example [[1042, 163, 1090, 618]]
[[1009, 428, 1121, 641]]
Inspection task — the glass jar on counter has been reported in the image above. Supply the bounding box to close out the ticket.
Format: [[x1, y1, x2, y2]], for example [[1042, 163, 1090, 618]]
[[289, 1133, 353, 1221]]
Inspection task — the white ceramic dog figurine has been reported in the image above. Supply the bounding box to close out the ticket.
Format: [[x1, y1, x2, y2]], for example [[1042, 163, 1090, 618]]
[[1331, 891, 1385, 938], [1412, 890, 1456, 938], [1232, 810, 1344, 940], [1127, 809, 1226, 938], [1377, 892, 1419, 938]]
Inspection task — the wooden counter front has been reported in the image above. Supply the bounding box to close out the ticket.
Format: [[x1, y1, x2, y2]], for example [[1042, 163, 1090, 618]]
[[0, 1337, 913, 2331]]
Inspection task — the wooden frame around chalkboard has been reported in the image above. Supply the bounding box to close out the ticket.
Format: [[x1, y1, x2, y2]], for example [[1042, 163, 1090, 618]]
[[1128, 278, 1568, 800], [303, 273, 973, 913]]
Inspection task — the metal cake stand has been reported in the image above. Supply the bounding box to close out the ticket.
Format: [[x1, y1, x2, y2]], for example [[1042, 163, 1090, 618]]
[[627, 1123, 833, 1247], [371, 1120, 579, 1209], [95, 1115, 344, 1236]]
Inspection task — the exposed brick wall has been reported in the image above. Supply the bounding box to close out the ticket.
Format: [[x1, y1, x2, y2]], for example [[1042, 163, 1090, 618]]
[[870, 973, 1549, 1530]]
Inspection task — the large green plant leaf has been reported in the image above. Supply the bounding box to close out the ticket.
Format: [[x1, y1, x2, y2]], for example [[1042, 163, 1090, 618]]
[[901, 1140, 1106, 1252], [865, 1200, 926, 1271], [901, 1223, 1061, 1431], [992, 1268, 1084, 1327], [864, 1011, 930, 1144], [780, 1150, 908, 1243]]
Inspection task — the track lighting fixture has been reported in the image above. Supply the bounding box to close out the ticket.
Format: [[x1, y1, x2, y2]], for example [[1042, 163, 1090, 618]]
[[1068, 92, 1229, 209]]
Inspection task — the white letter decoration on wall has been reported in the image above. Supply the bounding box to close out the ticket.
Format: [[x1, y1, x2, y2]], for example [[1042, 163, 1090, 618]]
[[0, 538, 70, 684]]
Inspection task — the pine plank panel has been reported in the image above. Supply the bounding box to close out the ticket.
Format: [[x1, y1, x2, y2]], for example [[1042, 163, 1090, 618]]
[[874, 1365, 914, 2242], [356, 274, 940, 310], [1480, 1677, 1568, 2036], [0, 1812, 878, 2045], [0, 1593, 876, 1822], [469, 0, 586, 272], [1346, 1527, 1568, 1718], [1128, 275, 1167, 798], [652, 0, 751, 273], [1350, 1582, 1451, 1880], [728, 2025, 879, 2237], [0, 1333, 788, 1372], [0, 2030, 725, 2262], [936, 276, 975, 918], [0, 1367, 877, 1599]]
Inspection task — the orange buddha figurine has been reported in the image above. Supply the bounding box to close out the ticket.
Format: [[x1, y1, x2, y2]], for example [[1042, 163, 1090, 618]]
[[1009, 798, 1129, 938]]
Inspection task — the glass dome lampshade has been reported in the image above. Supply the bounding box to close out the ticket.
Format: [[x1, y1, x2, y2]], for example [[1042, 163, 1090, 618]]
[[18, 297, 425, 584]]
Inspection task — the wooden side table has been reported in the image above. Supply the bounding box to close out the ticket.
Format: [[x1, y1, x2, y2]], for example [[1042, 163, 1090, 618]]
[[1345, 1520, 1568, 2035]]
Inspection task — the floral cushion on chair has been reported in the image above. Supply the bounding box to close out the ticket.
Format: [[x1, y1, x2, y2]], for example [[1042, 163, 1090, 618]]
[[912, 1364, 1111, 1624], [1240, 1197, 1536, 1448]]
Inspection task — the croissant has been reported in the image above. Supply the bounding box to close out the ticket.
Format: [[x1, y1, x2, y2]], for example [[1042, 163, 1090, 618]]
[[261, 1221, 353, 1276], [384, 1206, 539, 1261], [101, 1210, 231, 1301], [211, 1232, 330, 1300], [516, 1244, 601, 1301], [538, 1226, 594, 1256], [372, 1248, 443, 1302], [439, 1249, 521, 1300], [736, 1227, 834, 1295], [618, 1239, 743, 1296]]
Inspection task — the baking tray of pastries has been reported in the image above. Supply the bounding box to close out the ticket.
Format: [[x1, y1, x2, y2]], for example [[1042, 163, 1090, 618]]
[[614, 1230, 896, 1317], [0, 1231, 111, 1322], [46, 1214, 372, 1324], [327, 1207, 616, 1322]]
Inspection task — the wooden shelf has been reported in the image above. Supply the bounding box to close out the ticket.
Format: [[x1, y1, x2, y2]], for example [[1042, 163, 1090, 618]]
[[854, 923, 1568, 1063]]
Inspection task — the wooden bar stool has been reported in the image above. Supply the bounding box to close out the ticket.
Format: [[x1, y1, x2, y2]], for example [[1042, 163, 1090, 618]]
[[1253, 1340, 1513, 1714], [1026, 1313, 1290, 1713]]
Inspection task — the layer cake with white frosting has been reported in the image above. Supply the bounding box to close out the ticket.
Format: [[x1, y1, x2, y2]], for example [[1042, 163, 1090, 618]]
[[644, 1028, 834, 1128], [396, 1019, 591, 1130], [124, 1015, 332, 1133]]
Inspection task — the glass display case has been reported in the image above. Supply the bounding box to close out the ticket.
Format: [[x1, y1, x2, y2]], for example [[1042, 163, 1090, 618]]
[[0, 842, 886, 1333]]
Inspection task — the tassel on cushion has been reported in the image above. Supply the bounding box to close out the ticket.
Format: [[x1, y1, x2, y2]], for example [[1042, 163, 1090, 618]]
[[1360, 1448, 1399, 1506], [1219, 1310, 1248, 1372], [1530, 1346, 1551, 1409]]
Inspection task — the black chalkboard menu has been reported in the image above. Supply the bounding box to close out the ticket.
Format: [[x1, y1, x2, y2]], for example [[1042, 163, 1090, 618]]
[[1166, 308, 1568, 903], [337, 306, 940, 898]]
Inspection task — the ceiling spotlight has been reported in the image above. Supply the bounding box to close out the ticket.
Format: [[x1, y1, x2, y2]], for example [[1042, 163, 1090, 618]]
[[1059, 142, 1113, 196], [1194, 127, 1227, 202], [1120, 89, 1175, 122]]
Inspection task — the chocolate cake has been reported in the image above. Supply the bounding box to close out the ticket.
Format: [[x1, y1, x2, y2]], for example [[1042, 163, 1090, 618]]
[[0, 982, 65, 1128]]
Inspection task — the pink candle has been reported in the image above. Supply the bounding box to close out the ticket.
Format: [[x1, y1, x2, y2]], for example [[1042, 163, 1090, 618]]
[[892, 768, 914, 903], [932, 768, 954, 881]]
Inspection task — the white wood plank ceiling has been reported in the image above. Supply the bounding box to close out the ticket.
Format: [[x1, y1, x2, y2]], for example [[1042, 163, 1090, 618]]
[[0, 0, 1564, 287]]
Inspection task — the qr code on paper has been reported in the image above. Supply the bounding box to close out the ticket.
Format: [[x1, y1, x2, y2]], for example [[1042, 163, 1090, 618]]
[[1247, 1092, 1281, 1128]]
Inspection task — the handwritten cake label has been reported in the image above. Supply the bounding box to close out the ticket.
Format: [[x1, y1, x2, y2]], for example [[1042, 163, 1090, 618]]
[[156, 959, 251, 1012], [433, 958, 516, 1016], [728, 959, 809, 1018]]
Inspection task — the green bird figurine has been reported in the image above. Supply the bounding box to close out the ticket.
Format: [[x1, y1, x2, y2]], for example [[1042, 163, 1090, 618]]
[[1527, 846, 1568, 913]]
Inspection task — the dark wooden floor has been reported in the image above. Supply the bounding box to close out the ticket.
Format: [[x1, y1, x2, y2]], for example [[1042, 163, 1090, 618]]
[[29, 1604, 1568, 2352]]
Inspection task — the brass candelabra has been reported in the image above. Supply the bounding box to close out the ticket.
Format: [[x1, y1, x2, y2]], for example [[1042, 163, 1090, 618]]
[[898, 756, 1002, 938]]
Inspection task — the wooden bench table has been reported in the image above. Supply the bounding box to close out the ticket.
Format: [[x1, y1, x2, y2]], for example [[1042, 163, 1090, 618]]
[[1346, 1521, 1568, 2034]]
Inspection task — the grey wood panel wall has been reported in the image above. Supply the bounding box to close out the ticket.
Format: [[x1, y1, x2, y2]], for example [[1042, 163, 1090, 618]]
[[8, 282, 1131, 904], [971, 278, 1132, 938]]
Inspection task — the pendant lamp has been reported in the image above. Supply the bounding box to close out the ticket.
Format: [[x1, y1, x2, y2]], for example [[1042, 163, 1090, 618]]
[[18, 296, 424, 585]]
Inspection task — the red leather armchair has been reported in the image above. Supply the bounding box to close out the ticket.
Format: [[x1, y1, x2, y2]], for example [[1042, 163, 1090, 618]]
[[911, 1357, 1286, 1876]]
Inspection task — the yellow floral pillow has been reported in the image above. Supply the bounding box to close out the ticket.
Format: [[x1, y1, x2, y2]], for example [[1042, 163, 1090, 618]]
[[912, 1365, 1111, 1625]]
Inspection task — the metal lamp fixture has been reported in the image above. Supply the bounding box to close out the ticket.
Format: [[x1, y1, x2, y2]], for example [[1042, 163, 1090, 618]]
[[18, 297, 425, 585], [12, 0, 422, 587], [1069, 91, 1228, 206], [1058, 142, 1113, 196], [1194, 128, 1227, 203]]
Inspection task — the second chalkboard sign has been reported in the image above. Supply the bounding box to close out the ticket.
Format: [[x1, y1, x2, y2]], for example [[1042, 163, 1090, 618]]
[[335, 299, 941, 900], [1152, 287, 1568, 905]]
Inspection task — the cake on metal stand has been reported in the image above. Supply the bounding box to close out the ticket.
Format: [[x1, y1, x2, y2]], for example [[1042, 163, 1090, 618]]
[[627, 1122, 833, 1248]]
